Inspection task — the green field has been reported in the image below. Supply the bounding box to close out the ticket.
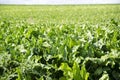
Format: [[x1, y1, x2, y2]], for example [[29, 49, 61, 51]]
[[0, 5, 120, 80]]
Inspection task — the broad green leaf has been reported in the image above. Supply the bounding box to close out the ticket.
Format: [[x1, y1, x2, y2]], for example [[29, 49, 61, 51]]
[[99, 71, 109, 80], [59, 63, 72, 79]]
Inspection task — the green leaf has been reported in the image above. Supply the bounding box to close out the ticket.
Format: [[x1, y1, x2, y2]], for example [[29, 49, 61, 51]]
[[16, 68, 23, 80], [80, 65, 89, 80], [99, 71, 109, 80], [59, 63, 72, 79], [42, 42, 51, 48], [59, 77, 66, 80], [73, 62, 82, 80], [94, 67, 103, 76]]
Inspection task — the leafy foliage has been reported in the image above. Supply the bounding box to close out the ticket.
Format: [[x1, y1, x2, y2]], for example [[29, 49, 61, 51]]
[[0, 5, 120, 80]]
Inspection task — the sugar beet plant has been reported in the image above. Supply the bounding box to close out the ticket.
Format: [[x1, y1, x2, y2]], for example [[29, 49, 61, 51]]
[[0, 5, 120, 80]]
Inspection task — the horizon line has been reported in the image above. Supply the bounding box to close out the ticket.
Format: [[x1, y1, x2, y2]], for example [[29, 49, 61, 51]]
[[0, 3, 120, 5]]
